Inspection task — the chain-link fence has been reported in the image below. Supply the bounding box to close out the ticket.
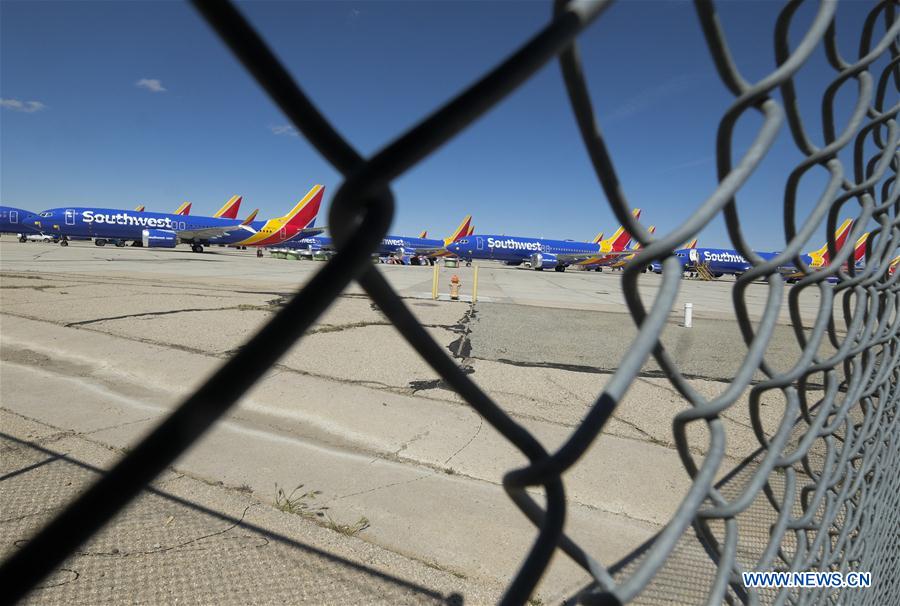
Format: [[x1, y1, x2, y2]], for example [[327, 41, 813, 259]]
[[1, 0, 898, 604]]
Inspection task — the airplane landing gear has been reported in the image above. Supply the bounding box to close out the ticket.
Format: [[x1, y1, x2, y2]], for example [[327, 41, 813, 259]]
[[115, 240, 126, 247], [18, 235, 27, 243], [59, 238, 68, 247], [191, 244, 204, 253], [95, 239, 107, 247]]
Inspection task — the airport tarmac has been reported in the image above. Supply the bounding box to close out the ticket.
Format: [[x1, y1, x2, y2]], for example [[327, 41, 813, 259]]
[[0, 240, 841, 604]]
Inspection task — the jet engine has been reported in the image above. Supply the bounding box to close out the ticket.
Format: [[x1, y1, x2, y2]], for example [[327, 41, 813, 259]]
[[141, 229, 178, 248], [529, 252, 558, 271]]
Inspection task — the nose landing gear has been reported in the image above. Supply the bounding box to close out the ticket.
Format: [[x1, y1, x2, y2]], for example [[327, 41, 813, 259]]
[[191, 244, 204, 253]]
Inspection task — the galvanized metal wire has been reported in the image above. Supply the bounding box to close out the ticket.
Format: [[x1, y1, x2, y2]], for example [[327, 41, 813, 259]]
[[0, 1, 897, 604]]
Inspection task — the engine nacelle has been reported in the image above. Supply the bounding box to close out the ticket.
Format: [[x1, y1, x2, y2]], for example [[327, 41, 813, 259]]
[[529, 252, 558, 270], [142, 229, 178, 248]]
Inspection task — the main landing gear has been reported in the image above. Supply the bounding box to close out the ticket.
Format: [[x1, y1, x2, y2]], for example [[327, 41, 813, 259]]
[[191, 244, 204, 253], [95, 239, 106, 246], [59, 237, 69, 247], [554, 265, 566, 272]]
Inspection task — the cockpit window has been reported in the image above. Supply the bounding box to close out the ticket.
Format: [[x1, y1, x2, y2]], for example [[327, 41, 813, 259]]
[[458, 239, 468, 244], [40, 212, 52, 217]]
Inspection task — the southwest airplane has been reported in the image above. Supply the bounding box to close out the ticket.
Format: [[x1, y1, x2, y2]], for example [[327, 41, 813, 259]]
[[446, 210, 642, 271], [283, 214, 474, 263], [0, 206, 45, 239], [650, 218, 855, 279], [32, 185, 324, 252]]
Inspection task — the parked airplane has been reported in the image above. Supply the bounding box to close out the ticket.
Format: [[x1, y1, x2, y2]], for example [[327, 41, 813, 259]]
[[213, 195, 242, 219], [283, 214, 473, 264], [1, 206, 46, 239], [446, 210, 641, 271], [32, 185, 324, 252], [652, 218, 854, 279]]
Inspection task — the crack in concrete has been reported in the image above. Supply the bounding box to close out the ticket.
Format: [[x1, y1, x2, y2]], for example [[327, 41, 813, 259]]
[[444, 417, 483, 465]]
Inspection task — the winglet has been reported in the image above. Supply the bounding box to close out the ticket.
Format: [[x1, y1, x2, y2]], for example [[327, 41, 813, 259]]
[[418, 230, 428, 239], [134, 204, 145, 212], [284, 185, 325, 228], [241, 209, 259, 226], [174, 202, 192, 216], [444, 215, 472, 245], [214, 195, 242, 219], [599, 208, 641, 251]]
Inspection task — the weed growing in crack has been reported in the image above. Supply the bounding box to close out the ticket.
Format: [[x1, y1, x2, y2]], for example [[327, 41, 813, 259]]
[[274, 484, 325, 519], [325, 515, 370, 536]]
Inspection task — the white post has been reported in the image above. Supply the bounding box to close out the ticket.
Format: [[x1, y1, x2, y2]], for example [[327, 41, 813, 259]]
[[684, 302, 693, 328]]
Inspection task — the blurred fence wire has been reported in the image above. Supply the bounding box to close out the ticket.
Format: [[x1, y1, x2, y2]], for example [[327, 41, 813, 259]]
[[1, 0, 898, 604]]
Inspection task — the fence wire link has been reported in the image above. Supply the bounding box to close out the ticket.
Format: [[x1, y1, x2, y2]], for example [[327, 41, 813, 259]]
[[1, 0, 898, 604]]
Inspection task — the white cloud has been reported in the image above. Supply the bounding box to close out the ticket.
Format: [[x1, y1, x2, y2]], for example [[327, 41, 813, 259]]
[[0, 98, 46, 113], [270, 124, 299, 137], [135, 78, 167, 93]]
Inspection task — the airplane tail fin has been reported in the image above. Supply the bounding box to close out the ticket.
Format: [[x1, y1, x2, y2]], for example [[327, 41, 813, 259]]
[[241, 209, 259, 225], [890, 256, 899, 275], [809, 218, 853, 263], [443, 214, 472, 245], [174, 202, 192, 216], [466, 224, 474, 237], [599, 208, 641, 251], [684, 238, 698, 249], [852, 232, 869, 263], [418, 230, 428, 239], [283, 185, 325, 228], [214, 195, 242, 219], [134, 205, 145, 212], [632, 226, 655, 250], [592, 232, 604, 244]]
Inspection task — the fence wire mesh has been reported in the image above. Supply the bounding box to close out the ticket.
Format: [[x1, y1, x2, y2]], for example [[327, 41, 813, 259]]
[[1, 0, 898, 605]]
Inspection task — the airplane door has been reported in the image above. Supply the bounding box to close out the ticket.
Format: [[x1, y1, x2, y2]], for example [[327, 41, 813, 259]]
[[689, 249, 699, 264], [280, 227, 286, 241], [9, 211, 18, 224], [65, 209, 76, 226], [476, 237, 484, 250]]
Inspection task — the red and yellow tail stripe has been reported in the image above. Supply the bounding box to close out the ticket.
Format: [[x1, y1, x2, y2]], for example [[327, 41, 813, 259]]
[[683, 238, 698, 249], [597, 208, 641, 253], [591, 232, 604, 244], [243, 208, 259, 224], [418, 230, 428, 239], [808, 218, 853, 267], [443, 215, 472, 247], [234, 185, 324, 247], [466, 224, 474, 237], [214, 195, 242, 219], [134, 204, 145, 212], [174, 202, 192, 216], [852, 232, 868, 263], [889, 256, 899, 275], [609, 226, 655, 268]]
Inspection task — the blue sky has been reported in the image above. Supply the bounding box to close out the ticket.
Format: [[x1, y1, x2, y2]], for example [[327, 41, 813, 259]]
[[0, 1, 889, 249]]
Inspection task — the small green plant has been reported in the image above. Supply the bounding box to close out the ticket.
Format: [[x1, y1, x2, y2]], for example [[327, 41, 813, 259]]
[[274, 484, 325, 519]]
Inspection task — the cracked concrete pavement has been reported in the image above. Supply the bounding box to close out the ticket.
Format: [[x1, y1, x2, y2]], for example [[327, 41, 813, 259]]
[[0, 241, 831, 603]]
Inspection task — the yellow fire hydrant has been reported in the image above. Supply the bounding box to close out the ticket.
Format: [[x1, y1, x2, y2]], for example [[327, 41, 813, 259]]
[[449, 274, 461, 300]]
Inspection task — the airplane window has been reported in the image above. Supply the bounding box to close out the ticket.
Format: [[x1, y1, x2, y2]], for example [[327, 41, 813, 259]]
[[40, 212, 52, 217]]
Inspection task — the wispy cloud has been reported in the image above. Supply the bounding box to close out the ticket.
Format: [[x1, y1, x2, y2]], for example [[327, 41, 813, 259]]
[[270, 124, 299, 137], [657, 155, 715, 174], [1, 98, 46, 113], [600, 74, 705, 126], [135, 78, 166, 93]]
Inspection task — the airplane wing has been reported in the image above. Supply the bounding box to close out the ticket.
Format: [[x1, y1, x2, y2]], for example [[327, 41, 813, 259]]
[[176, 224, 248, 242], [555, 250, 634, 264]]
